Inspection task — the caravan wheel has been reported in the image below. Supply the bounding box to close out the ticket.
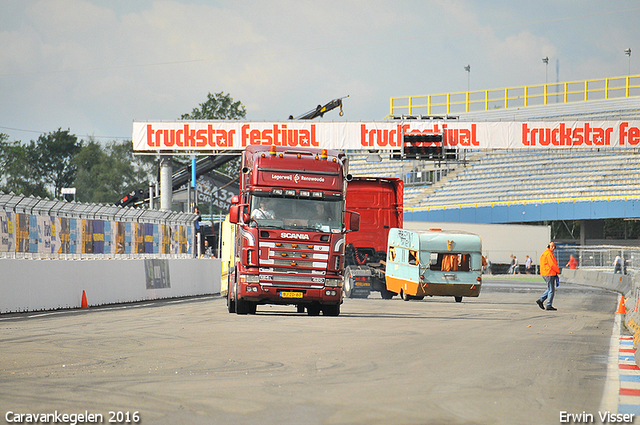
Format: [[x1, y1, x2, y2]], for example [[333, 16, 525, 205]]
[[401, 289, 411, 301]]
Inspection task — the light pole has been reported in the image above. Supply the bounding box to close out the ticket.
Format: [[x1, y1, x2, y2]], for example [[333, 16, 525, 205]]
[[542, 57, 549, 84], [625, 48, 632, 75], [464, 64, 471, 92]]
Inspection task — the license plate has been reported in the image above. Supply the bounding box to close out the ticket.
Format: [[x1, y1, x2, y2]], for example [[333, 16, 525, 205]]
[[280, 291, 303, 298], [355, 282, 370, 286]]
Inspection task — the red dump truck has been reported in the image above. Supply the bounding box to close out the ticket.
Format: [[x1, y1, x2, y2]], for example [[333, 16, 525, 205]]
[[343, 177, 403, 299], [225, 145, 360, 316]]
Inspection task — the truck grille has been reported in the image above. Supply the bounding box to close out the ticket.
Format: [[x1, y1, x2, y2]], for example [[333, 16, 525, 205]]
[[259, 241, 329, 268], [258, 241, 330, 286]]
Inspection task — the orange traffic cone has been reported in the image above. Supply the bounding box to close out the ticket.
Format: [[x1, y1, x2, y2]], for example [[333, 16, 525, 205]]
[[617, 296, 626, 314], [81, 290, 89, 309]]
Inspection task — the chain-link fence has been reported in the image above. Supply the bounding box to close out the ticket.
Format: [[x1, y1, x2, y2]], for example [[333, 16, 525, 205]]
[[555, 243, 640, 278], [0, 192, 197, 259]]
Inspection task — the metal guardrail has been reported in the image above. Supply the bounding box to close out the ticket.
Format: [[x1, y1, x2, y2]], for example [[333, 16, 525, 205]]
[[556, 244, 640, 278], [389, 74, 640, 117], [0, 192, 197, 259]]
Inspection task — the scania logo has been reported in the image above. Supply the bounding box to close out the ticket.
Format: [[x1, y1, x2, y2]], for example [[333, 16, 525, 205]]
[[294, 174, 300, 184], [281, 232, 310, 240]]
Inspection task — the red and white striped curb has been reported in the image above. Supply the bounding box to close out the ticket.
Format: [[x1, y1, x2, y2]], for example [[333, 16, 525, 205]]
[[618, 335, 640, 413]]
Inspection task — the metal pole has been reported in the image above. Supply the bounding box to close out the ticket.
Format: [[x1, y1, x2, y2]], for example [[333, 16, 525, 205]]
[[149, 182, 154, 209], [187, 176, 191, 213], [191, 156, 197, 213], [464, 65, 471, 92], [160, 156, 172, 211]]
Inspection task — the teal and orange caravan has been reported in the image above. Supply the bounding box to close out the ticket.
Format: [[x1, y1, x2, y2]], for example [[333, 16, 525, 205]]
[[385, 228, 482, 303]]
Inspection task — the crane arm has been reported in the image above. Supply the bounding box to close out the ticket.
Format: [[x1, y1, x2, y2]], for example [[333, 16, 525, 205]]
[[289, 96, 348, 120]]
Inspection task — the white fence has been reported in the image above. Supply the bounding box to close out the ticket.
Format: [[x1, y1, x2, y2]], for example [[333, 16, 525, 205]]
[[0, 192, 198, 259]]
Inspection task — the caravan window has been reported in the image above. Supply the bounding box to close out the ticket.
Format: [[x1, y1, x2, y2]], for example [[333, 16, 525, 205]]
[[429, 253, 471, 272], [408, 250, 418, 265]]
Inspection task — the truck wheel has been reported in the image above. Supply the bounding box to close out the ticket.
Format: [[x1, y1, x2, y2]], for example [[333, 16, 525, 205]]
[[344, 277, 353, 298], [296, 305, 305, 313], [322, 304, 340, 316], [236, 297, 252, 315], [227, 274, 237, 313], [380, 288, 395, 300], [227, 295, 236, 313], [307, 304, 321, 316], [455, 296, 463, 303]]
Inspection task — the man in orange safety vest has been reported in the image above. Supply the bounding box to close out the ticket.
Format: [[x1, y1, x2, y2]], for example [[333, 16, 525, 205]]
[[536, 242, 560, 311]]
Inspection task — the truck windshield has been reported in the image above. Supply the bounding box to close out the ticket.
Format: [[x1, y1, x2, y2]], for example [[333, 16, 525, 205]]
[[249, 195, 343, 232]]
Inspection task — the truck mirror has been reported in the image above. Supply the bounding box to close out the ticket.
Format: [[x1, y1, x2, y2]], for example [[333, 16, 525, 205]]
[[346, 211, 360, 232], [230, 195, 239, 205], [243, 212, 251, 223], [229, 204, 240, 224]]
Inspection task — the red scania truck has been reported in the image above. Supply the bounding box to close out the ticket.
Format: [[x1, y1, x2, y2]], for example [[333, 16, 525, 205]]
[[226, 145, 360, 316], [343, 177, 403, 299]]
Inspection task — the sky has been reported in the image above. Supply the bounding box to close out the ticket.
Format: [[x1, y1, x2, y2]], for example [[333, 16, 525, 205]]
[[1, 0, 639, 143]]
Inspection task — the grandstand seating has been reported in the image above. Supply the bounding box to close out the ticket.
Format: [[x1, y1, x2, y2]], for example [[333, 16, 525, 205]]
[[349, 93, 640, 210], [350, 148, 640, 209], [347, 151, 459, 205]]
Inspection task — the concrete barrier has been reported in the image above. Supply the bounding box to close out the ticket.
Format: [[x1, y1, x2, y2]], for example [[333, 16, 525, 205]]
[[560, 268, 632, 295], [0, 258, 221, 313], [561, 268, 640, 366], [625, 282, 640, 366]]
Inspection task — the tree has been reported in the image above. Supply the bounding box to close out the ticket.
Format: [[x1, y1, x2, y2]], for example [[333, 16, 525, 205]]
[[179, 91, 245, 213], [0, 135, 49, 197], [28, 129, 82, 198], [180, 92, 246, 120], [73, 140, 156, 204]]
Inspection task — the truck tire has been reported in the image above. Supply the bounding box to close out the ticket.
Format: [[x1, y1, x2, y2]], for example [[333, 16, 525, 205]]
[[296, 305, 305, 313], [455, 296, 463, 303], [307, 304, 321, 316], [344, 276, 353, 298], [227, 295, 235, 313], [236, 297, 254, 315], [380, 288, 395, 300], [227, 271, 237, 313], [322, 304, 340, 316]]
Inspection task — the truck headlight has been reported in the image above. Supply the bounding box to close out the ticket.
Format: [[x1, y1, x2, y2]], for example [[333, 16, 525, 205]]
[[325, 278, 342, 288], [240, 275, 260, 283]]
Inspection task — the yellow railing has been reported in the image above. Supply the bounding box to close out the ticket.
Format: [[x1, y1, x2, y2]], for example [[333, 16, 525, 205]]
[[389, 74, 640, 117]]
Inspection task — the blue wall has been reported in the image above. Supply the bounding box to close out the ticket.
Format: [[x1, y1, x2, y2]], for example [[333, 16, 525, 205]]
[[404, 198, 640, 224]]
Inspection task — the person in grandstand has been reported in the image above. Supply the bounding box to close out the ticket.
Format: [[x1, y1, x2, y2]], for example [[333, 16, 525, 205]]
[[536, 242, 560, 311]]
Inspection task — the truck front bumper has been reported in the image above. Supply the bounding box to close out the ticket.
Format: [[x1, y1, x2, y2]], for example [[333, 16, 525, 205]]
[[239, 284, 342, 305]]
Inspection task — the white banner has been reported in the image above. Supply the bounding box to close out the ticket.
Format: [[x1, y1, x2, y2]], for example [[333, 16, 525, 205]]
[[132, 120, 640, 151]]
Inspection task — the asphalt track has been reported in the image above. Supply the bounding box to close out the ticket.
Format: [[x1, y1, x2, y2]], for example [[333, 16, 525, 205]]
[[0, 277, 621, 425]]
